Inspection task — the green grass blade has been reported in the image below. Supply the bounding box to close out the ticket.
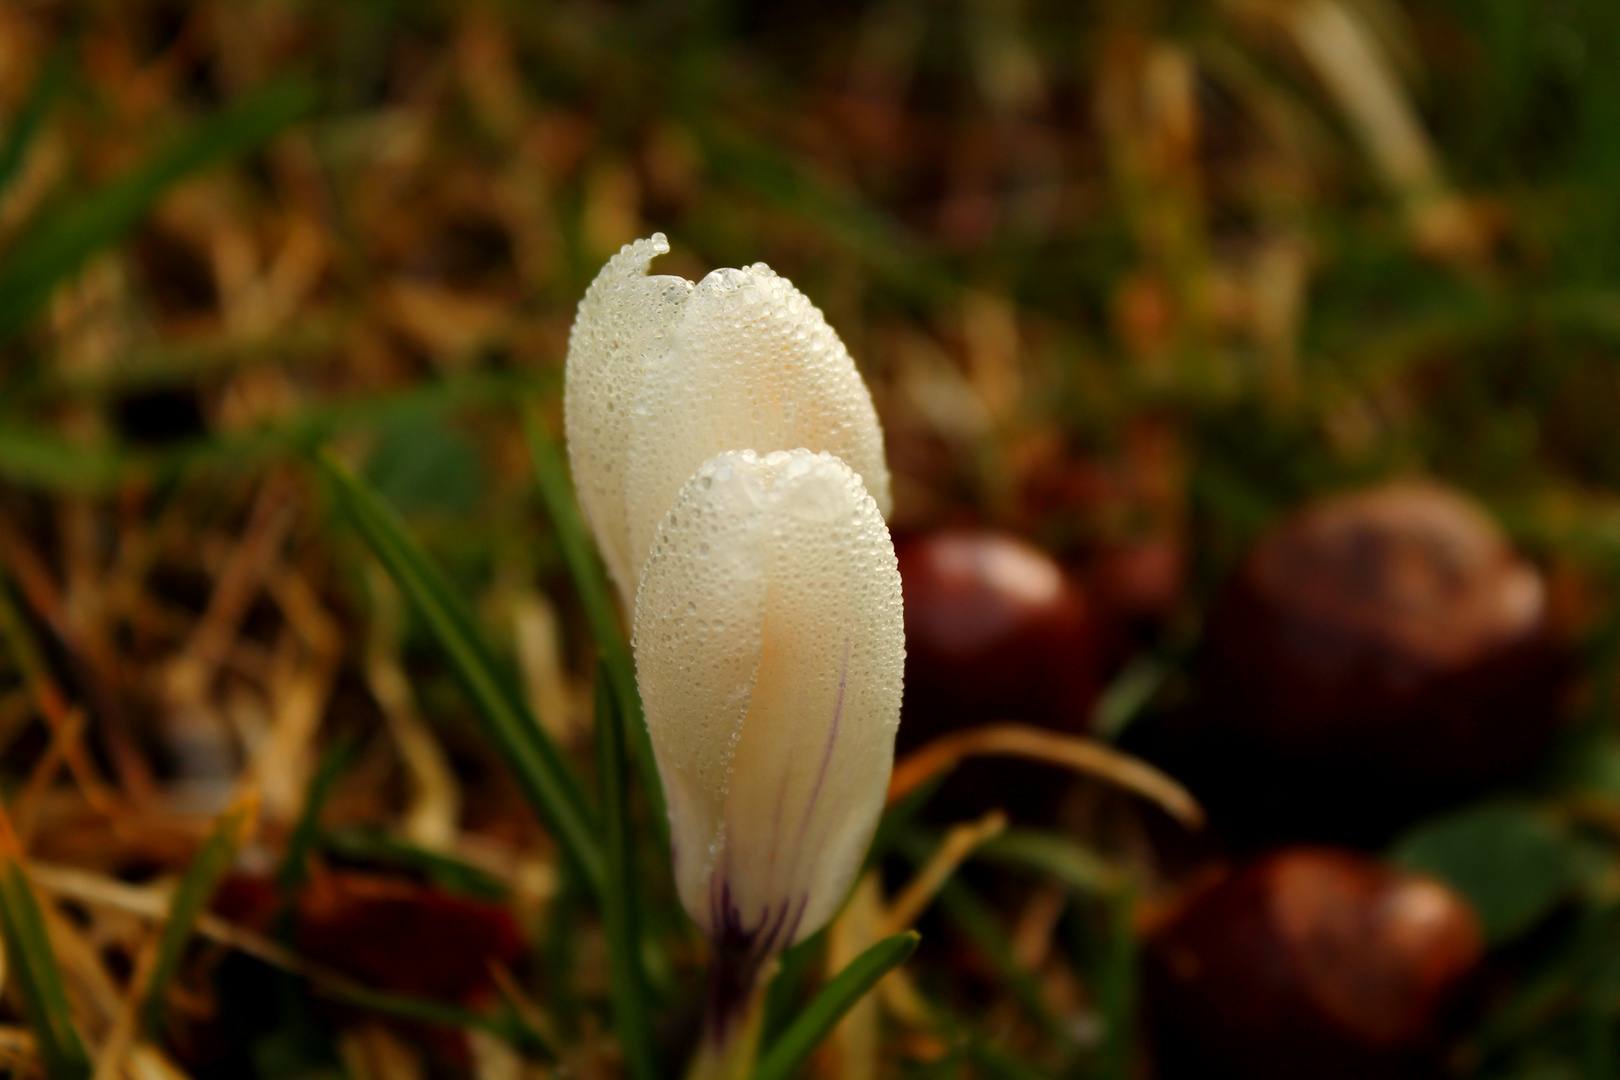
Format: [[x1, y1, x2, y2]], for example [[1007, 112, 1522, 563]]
[[762, 928, 825, 1046], [897, 832, 1060, 1038], [1095, 887, 1137, 1080], [0, 49, 68, 201], [316, 827, 508, 901], [3, 372, 543, 495], [541, 859, 587, 1035], [0, 78, 317, 342], [0, 425, 128, 492], [972, 830, 1135, 1077], [0, 570, 55, 693], [932, 879, 1059, 1037], [593, 668, 659, 1080], [751, 931, 920, 1080], [1089, 655, 1171, 743], [316, 450, 607, 901], [964, 1042, 1051, 1080], [522, 404, 667, 843], [974, 831, 1123, 897], [307, 978, 554, 1059], [142, 794, 256, 1035], [276, 737, 356, 906], [0, 857, 91, 1080]]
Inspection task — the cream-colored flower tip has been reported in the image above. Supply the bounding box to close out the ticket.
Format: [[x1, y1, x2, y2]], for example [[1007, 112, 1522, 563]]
[[632, 448, 904, 953], [564, 235, 891, 604], [564, 234, 695, 599]]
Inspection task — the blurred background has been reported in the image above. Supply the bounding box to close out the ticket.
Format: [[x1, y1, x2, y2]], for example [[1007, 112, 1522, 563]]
[[1, 0, 1619, 1077]]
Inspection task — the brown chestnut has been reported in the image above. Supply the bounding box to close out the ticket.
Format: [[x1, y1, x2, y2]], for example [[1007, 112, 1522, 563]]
[[1089, 534, 1185, 630], [212, 869, 524, 1005], [1146, 847, 1483, 1080], [1146, 482, 1570, 842], [895, 529, 1101, 821]]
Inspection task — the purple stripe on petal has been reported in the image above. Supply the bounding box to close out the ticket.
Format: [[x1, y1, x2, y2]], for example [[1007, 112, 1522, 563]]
[[704, 872, 812, 1045], [793, 627, 852, 860]]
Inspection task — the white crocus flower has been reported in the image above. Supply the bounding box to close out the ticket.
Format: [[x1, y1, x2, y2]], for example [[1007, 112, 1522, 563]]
[[632, 448, 905, 1039], [565, 234, 892, 606]]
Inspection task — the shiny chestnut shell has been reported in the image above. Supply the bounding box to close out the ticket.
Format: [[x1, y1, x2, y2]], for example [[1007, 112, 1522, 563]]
[[1157, 482, 1570, 842], [1146, 847, 1483, 1080], [895, 529, 1100, 820]]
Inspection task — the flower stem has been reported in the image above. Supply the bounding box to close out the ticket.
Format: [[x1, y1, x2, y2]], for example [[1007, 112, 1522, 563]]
[[686, 954, 776, 1080]]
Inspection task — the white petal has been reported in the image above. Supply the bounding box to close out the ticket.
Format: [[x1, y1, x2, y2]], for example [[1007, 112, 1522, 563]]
[[564, 233, 693, 600], [565, 238, 891, 605], [624, 264, 892, 597], [633, 449, 904, 949]]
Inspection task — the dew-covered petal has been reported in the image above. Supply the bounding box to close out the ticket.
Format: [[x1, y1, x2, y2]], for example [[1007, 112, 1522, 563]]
[[564, 233, 693, 600], [565, 238, 891, 606], [633, 449, 904, 947], [623, 265, 892, 598]]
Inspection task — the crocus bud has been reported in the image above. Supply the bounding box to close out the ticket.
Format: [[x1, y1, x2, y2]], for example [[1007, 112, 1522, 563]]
[[633, 448, 904, 984], [565, 234, 891, 603]]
